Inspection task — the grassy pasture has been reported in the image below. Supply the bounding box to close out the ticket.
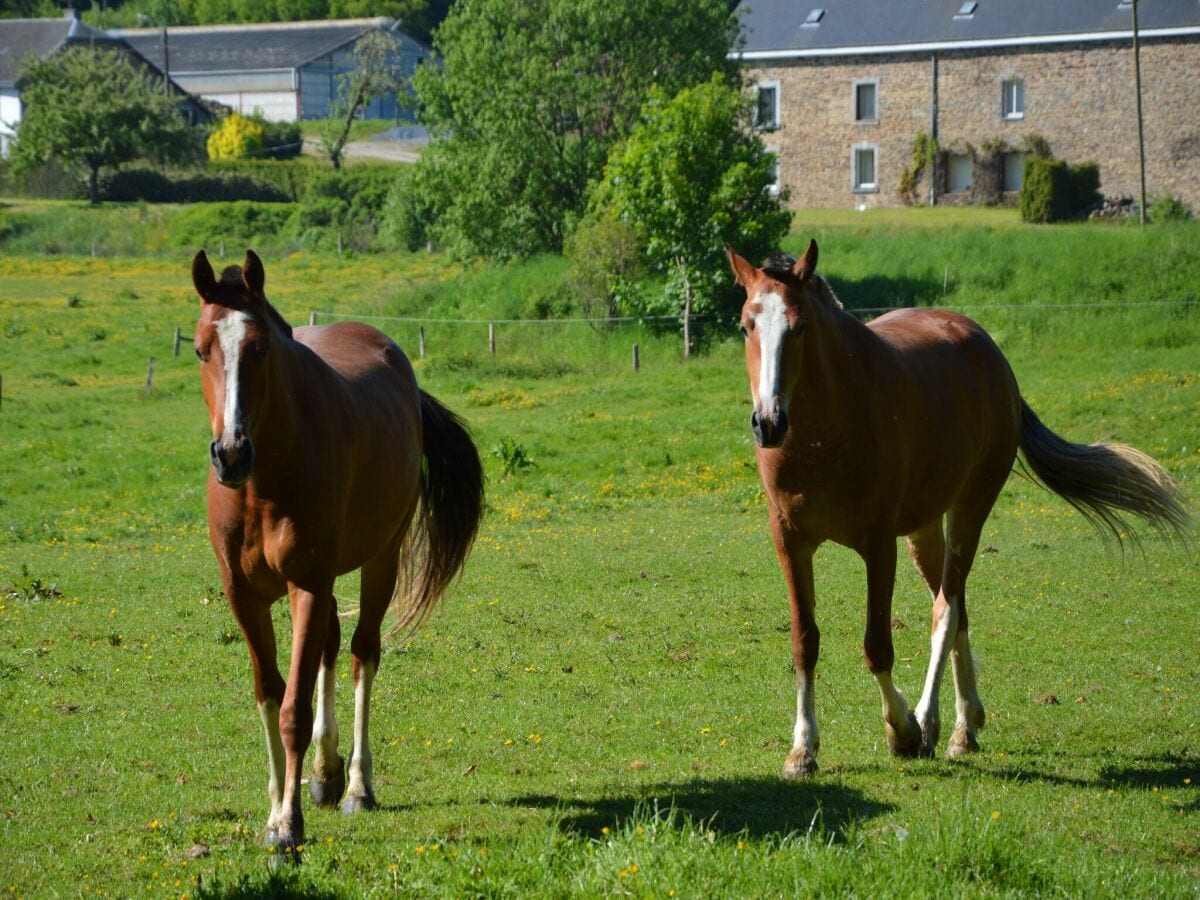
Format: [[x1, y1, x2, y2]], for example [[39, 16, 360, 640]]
[[1, 215, 1198, 896]]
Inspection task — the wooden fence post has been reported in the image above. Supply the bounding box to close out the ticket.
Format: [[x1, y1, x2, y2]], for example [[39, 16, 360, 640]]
[[632, 344, 640, 372], [173, 327, 181, 357], [309, 311, 317, 326], [145, 357, 155, 395], [419, 326, 426, 360], [488, 322, 496, 356]]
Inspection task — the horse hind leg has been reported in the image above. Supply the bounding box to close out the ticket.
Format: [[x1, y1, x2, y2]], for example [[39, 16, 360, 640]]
[[310, 602, 346, 807], [342, 546, 400, 813], [911, 504, 991, 760]]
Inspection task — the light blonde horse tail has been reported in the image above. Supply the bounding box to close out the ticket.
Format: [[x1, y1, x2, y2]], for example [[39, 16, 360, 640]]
[[1017, 399, 1189, 547]]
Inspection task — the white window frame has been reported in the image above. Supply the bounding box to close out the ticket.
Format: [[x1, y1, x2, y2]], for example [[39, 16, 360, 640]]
[[854, 79, 879, 123], [755, 80, 780, 131], [852, 143, 878, 193], [1002, 78, 1024, 120]]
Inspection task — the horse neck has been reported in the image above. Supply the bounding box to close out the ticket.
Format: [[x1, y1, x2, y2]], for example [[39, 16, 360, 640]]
[[792, 292, 879, 417], [248, 305, 304, 457]]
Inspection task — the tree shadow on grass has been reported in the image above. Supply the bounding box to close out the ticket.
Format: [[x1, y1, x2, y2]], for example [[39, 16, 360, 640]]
[[824, 273, 946, 316], [508, 774, 894, 843]]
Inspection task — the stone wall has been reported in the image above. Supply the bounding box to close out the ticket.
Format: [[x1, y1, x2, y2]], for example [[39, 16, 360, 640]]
[[748, 36, 1200, 212]]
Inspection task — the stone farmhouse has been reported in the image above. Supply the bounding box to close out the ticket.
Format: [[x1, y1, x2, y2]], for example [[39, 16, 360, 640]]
[[735, 0, 1200, 211], [112, 18, 427, 123]]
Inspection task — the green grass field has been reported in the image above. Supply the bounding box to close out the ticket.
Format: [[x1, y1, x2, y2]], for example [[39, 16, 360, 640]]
[[1, 213, 1198, 896]]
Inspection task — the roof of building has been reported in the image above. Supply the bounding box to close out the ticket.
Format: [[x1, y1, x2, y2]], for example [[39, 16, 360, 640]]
[[736, 0, 1200, 58], [0, 15, 128, 86], [112, 17, 417, 75]]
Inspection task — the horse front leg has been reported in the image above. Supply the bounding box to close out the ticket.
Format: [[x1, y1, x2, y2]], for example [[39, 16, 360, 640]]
[[224, 584, 287, 848], [771, 519, 820, 778], [309, 602, 346, 808], [269, 580, 334, 859], [862, 538, 921, 757]]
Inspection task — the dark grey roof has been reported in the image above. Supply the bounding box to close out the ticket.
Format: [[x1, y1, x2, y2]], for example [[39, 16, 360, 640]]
[[736, 0, 1200, 57], [113, 17, 406, 74], [0, 17, 126, 85]]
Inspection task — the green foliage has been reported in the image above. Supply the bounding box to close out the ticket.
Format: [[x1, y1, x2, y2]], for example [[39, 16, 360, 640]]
[[208, 158, 325, 202], [293, 165, 400, 250], [99, 167, 291, 203], [410, 0, 739, 259], [1020, 157, 1101, 223], [12, 46, 199, 204], [596, 75, 792, 320], [1148, 192, 1193, 223], [898, 132, 937, 206], [490, 437, 535, 477], [168, 201, 297, 250], [565, 211, 647, 319], [382, 162, 442, 251], [206, 113, 265, 161]]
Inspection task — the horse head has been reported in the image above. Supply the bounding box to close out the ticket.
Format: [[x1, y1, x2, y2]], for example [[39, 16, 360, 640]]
[[727, 239, 821, 449], [191, 249, 273, 488]]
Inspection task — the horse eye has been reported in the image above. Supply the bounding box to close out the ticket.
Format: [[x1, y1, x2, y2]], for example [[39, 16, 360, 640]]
[[194, 347, 204, 361]]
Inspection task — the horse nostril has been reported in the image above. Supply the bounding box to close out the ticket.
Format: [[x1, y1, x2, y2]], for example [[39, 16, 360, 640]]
[[751, 411, 760, 429]]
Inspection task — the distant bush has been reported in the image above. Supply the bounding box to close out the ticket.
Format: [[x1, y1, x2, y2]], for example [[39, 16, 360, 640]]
[[293, 165, 401, 251], [207, 114, 266, 161], [100, 168, 291, 203], [1020, 157, 1101, 223], [169, 201, 297, 250], [207, 158, 324, 202], [1149, 192, 1193, 223]]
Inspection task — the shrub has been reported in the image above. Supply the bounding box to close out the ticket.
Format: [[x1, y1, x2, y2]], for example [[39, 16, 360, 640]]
[[207, 114, 266, 162], [100, 168, 291, 203], [169, 201, 297, 250], [208, 159, 324, 202], [1148, 192, 1193, 223], [382, 162, 446, 252], [1020, 157, 1101, 223], [293, 165, 401, 251]]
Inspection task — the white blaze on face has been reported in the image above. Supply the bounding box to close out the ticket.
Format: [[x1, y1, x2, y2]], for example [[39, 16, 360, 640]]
[[215, 312, 250, 443], [753, 291, 789, 414]]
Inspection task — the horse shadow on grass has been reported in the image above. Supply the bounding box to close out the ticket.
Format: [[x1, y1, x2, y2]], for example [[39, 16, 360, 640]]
[[508, 775, 894, 843]]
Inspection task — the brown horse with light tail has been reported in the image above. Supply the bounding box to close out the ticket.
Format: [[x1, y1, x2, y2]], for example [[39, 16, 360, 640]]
[[727, 240, 1188, 778], [191, 250, 484, 858]]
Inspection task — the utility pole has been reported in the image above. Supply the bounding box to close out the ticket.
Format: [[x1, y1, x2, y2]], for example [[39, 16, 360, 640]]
[[1132, 0, 1147, 226]]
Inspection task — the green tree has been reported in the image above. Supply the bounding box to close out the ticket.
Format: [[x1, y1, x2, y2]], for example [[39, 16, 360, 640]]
[[596, 75, 792, 334], [319, 29, 406, 171], [13, 46, 197, 204], [410, 0, 740, 260]]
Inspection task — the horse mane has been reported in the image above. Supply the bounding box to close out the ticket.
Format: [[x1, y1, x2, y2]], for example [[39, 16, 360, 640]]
[[759, 253, 844, 311], [217, 265, 295, 339]]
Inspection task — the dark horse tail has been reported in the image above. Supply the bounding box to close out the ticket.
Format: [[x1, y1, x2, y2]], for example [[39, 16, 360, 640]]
[[1018, 399, 1189, 546], [392, 390, 485, 635]]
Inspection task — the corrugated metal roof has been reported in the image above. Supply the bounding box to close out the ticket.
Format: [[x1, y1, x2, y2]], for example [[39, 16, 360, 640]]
[[736, 0, 1200, 58], [112, 18, 402, 75]]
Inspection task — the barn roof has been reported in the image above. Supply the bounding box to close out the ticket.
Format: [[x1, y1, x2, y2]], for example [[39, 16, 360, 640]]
[[112, 17, 409, 75], [0, 16, 127, 87], [736, 0, 1200, 58]]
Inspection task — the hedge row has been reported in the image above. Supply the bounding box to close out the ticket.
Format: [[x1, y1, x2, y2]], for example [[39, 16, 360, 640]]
[[1019, 158, 1100, 223]]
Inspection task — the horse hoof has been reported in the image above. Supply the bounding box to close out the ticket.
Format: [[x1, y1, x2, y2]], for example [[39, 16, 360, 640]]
[[783, 749, 818, 779], [265, 830, 303, 866], [917, 720, 940, 759], [946, 724, 980, 759], [342, 792, 377, 815], [310, 761, 346, 808], [886, 712, 922, 758]]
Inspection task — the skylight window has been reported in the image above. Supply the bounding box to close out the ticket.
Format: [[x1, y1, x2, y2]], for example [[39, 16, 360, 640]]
[[954, 1, 978, 18], [803, 9, 825, 27]]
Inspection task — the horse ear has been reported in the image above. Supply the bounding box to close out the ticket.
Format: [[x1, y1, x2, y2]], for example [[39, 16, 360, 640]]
[[792, 239, 819, 283], [242, 249, 265, 302], [192, 250, 217, 304], [726, 245, 758, 287]]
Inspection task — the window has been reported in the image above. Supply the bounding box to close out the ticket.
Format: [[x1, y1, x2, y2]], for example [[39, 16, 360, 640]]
[[852, 144, 877, 192], [855, 80, 878, 122], [803, 8, 826, 27], [765, 147, 781, 196], [947, 154, 973, 193], [1002, 79, 1024, 119], [755, 82, 780, 130], [1003, 152, 1027, 192], [954, 1, 978, 19]]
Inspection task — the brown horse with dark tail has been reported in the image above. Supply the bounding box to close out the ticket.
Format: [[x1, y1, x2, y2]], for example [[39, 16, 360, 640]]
[[191, 250, 484, 859], [727, 240, 1188, 778]]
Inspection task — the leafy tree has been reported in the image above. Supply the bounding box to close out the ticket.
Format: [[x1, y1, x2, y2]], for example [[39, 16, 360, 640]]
[[595, 75, 792, 332], [13, 46, 197, 204], [319, 29, 407, 171], [410, 0, 740, 259]]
